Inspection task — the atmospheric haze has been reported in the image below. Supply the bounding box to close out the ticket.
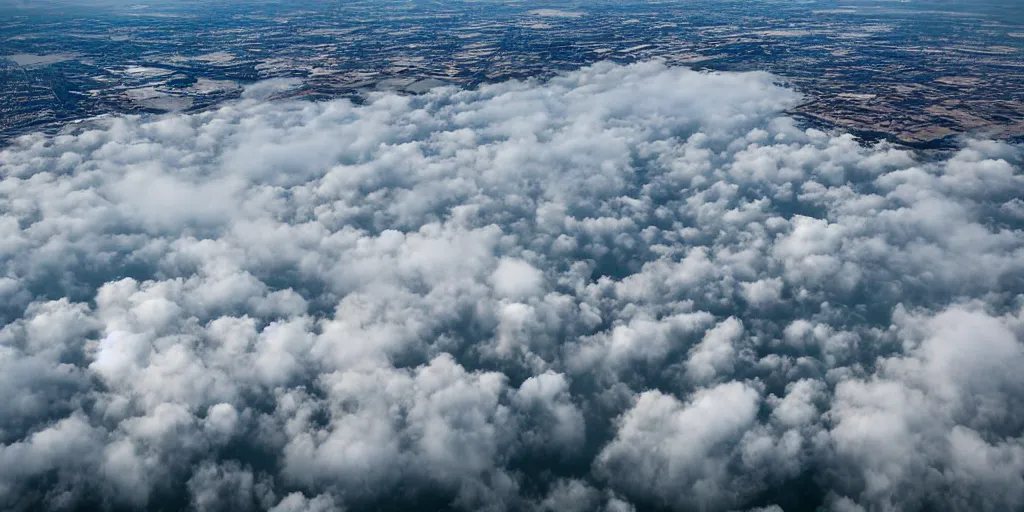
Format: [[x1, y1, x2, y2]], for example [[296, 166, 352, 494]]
[[0, 62, 1023, 512]]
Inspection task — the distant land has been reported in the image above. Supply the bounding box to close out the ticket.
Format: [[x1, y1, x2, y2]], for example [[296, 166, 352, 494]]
[[2, 0, 1022, 148]]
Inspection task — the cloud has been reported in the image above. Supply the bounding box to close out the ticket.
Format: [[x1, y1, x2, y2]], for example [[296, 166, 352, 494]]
[[0, 60, 1021, 511], [825, 305, 1024, 511], [595, 382, 762, 510], [241, 78, 305, 101]]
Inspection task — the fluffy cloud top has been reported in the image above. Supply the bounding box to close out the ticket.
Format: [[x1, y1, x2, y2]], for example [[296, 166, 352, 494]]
[[0, 61, 1021, 511]]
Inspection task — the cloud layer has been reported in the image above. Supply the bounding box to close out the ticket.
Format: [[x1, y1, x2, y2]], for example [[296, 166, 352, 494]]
[[0, 61, 1022, 512]]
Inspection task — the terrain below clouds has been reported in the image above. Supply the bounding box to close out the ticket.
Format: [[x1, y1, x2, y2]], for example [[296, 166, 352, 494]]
[[0, 61, 1022, 512]]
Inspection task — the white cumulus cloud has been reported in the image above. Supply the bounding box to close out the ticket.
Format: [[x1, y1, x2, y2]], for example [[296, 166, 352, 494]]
[[0, 60, 1021, 511]]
